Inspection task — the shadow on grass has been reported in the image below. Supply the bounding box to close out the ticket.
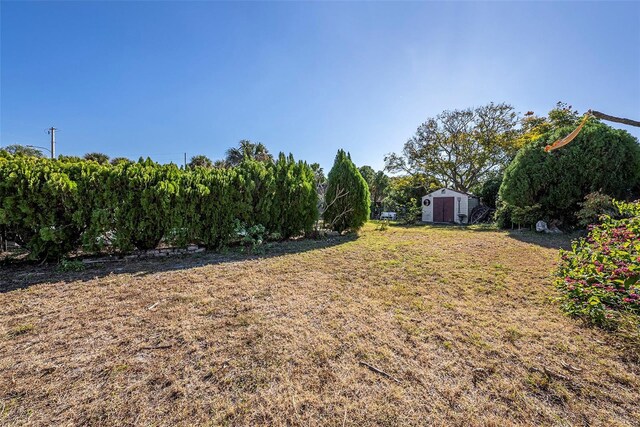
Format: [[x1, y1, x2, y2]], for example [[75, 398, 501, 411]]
[[504, 229, 579, 250], [388, 220, 578, 250], [0, 234, 358, 293]]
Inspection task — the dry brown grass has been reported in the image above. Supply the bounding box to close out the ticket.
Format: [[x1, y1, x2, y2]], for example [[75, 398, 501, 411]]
[[1, 223, 639, 426]]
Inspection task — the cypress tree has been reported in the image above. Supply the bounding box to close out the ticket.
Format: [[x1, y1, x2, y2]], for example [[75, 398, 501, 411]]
[[324, 149, 370, 232]]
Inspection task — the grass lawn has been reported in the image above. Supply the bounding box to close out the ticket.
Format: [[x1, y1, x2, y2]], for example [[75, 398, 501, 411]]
[[1, 223, 639, 426]]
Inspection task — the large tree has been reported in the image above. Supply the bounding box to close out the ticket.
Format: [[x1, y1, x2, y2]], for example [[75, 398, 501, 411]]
[[385, 102, 520, 192], [324, 150, 370, 232], [225, 140, 273, 166]]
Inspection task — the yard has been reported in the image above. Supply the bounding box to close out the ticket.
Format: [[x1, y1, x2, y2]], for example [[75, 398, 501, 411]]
[[1, 223, 639, 426]]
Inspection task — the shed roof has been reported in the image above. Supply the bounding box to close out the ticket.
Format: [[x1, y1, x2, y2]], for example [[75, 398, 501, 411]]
[[424, 187, 478, 198]]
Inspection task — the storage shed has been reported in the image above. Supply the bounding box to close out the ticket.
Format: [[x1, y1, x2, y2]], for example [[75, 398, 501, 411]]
[[421, 188, 479, 224]]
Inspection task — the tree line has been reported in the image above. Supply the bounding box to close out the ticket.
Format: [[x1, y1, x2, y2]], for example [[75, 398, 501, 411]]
[[0, 143, 375, 260]]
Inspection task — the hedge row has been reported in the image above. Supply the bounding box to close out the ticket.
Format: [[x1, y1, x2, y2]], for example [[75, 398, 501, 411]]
[[0, 153, 318, 260]]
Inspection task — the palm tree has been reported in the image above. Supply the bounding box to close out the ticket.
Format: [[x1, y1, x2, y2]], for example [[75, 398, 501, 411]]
[[187, 154, 213, 169], [84, 152, 110, 164], [225, 140, 273, 166]]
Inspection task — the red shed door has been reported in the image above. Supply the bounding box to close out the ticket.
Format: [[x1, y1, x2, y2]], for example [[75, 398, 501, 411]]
[[433, 197, 455, 222]]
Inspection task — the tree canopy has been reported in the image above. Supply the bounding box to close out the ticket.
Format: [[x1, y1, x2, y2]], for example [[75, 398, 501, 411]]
[[225, 140, 273, 166], [499, 119, 640, 226], [188, 155, 213, 169], [385, 102, 520, 192], [84, 152, 110, 164], [110, 157, 132, 166], [2, 144, 45, 158], [358, 165, 390, 218]]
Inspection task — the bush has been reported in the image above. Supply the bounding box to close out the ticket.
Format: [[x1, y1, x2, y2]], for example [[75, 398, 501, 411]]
[[234, 220, 267, 253], [500, 120, 640, 227], [401, 198, 421, 225], [0, 152, 318, 260], [555, 200, 639, 330], [57, 259, 86, 272], [576, 191, 615, 228], [0, 156, 86, 260], [324, 150, 370, 232]]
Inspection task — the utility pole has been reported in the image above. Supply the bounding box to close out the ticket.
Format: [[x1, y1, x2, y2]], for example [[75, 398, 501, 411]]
[[47, 127, 57, 159], [184, 152, 187, 169]]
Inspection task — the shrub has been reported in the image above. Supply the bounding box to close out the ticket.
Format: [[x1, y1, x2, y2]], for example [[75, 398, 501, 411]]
[[500, 120, 640, 227], [555, 200, 639, 330], [108, 159, 182, 251], [576, 191, 615, 228], [0, 152, 318, 259], [401, 198, 422, 225], [0, 156, 85, 260], [234, 220, 267, 253], [324, 150, 370, 232], [57, 258, 86, 272]]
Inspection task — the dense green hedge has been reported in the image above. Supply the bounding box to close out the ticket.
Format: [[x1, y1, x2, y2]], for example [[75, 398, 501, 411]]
[[499, 120, 640, 227], [0, 153, 318, 260]]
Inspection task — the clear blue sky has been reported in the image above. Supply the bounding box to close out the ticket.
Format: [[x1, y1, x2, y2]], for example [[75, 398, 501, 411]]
[[1, 1, 639, 171]]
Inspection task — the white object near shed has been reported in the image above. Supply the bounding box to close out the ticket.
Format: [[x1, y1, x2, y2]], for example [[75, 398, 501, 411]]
[[421, 188, 479, 224]]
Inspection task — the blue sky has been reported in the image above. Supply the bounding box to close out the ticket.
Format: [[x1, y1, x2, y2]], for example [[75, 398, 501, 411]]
[[1, 1, 639, 171]]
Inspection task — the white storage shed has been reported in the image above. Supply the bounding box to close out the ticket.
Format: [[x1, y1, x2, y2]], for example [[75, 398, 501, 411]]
[[421, 188, 479, 224]]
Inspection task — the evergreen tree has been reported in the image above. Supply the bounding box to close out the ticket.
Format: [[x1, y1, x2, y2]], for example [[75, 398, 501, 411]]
[[499, 119, 640, 226], [324, 150, 370, 232]]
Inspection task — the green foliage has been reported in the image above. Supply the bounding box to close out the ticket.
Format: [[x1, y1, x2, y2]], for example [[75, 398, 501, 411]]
[[57, 258, 86, 272], [110, 157, 132, 166], [0, 152, 318, 259], [494, 196, 514, 229], [401, 198, 422, 225], [0, 155, 87, 260], [384, 174, 439, 213], [500, 120, 640, 227], [234, 220, 267, 253], [358, 166, 390, 218], [84, 152, 110, 164], [555, 200, 640, 331], [385, 102, 520, 193], [2, 144, 45, 158], [187, 155, 213, 169], [516, 102, 579, 148], [472, 174, 502, 209], [576, 192, 616, 228], [324, 150, 370, 232], [108, 159, 182, 250], [225, 140, 273, 166]]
